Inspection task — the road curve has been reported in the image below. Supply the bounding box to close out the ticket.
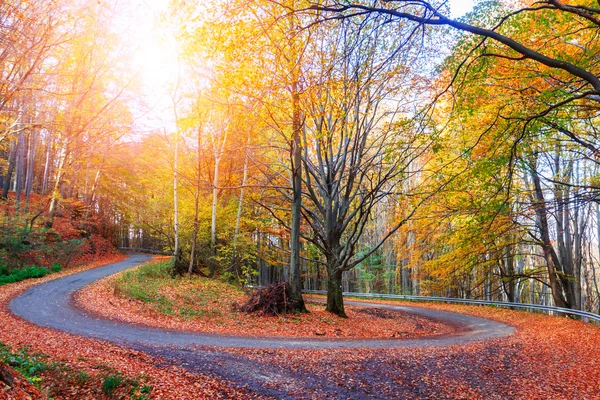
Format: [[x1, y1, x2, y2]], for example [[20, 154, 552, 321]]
[[9, 254, 514, 349]]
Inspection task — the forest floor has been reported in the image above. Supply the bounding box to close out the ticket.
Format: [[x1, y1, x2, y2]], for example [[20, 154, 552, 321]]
[[76, 258, 456, 339], [0, 254, 249, 399], [2, 255, 600, 399]]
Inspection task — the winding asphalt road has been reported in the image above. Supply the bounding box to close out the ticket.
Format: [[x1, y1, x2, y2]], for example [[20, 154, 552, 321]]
[[8, 254, 516, 398]]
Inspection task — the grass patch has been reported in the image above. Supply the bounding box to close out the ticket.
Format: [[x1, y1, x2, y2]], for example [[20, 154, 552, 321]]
[[114, 260, 176, 315], [113, 260, 244, 319], [114, 261, 172, 301], [101, 371, 153, 399]]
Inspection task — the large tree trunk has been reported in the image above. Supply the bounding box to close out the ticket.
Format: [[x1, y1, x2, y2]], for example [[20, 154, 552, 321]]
[[500, 244, 516, 303], [531, 167, 570, 308], [506, 249, 516, 303], [595, 204, 600, 313], [288, 87, 306, 312], [326, 265, 346, 318]]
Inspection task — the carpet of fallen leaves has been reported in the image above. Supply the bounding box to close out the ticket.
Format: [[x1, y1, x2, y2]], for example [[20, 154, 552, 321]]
[[4, 254, 600, 399], [0, 254, 250, 399], [76, 266, 454, 339], [216, 297, 600, 399]]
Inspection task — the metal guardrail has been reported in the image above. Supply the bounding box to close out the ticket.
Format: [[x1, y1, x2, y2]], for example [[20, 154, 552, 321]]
[[302, 290, 600, 323], [119, 247, 175, 256]]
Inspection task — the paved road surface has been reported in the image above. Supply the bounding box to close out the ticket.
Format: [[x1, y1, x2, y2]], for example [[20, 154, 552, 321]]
[[9, 254, 516, 398]]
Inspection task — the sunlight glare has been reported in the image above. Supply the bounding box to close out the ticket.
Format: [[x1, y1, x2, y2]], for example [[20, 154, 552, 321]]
[[125, 0, 180, 133]]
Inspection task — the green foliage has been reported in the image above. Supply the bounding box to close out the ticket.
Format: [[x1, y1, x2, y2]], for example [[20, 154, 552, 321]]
[[75, 370, 91, 384], [218, 235, 258, 287], [0, 215, 32, 267], [0, 339, 148, 397], [130, 383, 153, 400], [0, 265, 54, 286], [140, 385, 152, 394], [44, 239, 86, 268], [50, 262, 62, 273], [101, 374, 123, 397], [0, 343, 48, 384], [0, 198, 90, 272]]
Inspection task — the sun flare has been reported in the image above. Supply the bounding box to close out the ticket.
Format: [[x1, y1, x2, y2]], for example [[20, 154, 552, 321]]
[[121, 0, 182, 131]]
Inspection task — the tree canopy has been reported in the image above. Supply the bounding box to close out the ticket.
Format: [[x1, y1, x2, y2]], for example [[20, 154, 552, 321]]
[[1, 0, 599, 316]]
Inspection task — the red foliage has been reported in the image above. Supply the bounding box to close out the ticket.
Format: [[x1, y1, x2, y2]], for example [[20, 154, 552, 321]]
[[0, 193, 119, 268], [224, 298, 600, 398]]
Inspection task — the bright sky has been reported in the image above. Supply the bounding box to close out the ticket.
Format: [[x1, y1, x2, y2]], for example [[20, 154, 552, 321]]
[[449, 0, 475, 18], [118, 0, 180, 134]]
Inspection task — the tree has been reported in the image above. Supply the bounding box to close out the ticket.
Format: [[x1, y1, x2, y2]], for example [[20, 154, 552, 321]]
[[45, 1, 134, 228], [171, 0, 312, 308], [296, 14, 429, 316], [1, 1, 59, 201]]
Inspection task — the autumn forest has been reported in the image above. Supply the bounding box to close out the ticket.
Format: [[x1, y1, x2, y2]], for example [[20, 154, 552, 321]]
[[2, 0, 600, 318], [3, 0, 600, 397]]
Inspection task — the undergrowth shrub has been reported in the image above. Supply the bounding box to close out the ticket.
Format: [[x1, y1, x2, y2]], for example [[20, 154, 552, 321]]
[[0, 265, 60, 286], [0, 343, 48, 384], [102, 374, 123, 397], [40, 238, 86, 268]]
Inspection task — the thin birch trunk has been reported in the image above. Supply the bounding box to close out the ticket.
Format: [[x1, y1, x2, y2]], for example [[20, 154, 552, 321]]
[[173, 134, 179, 257], [41, 132, 52, 196], [188, 128, 202, 277], [24, 129, 37, 212], [15, 131, 25, 212], [210, 152, 220, 277], [47, 141, 68, 228], [231, 135, 250, 274], [89, 169, 101, 206], [209, 119, 228, 278]]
